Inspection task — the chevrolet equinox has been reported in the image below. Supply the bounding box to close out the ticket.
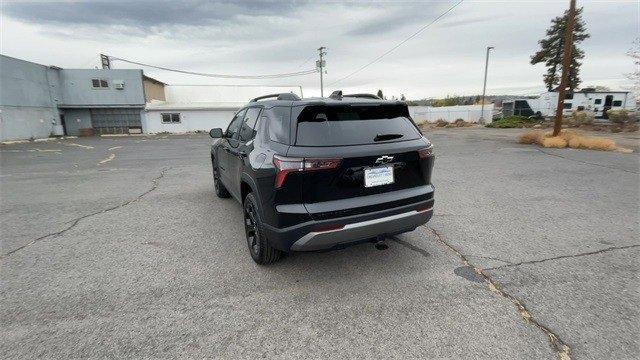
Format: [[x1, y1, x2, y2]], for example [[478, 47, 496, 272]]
[[209, 91, 435, 264]]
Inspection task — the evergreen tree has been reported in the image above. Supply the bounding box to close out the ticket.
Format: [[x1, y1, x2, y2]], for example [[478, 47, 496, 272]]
[[377, 89, 384, 99], [530, 7, 590, 91], [400, 94, 406, 101]]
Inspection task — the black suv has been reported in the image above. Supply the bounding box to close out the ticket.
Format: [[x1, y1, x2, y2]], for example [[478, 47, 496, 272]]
[[210, 92, 434, 264]]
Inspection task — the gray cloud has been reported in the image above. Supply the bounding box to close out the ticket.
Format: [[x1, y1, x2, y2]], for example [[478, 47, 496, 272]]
[[2, 0, 297, 27]]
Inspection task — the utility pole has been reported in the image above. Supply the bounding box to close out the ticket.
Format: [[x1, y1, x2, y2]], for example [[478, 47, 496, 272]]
[[553, 0, 576, 136], [316, 47, 326, 97], [479, 46, 494, 124], [100, 54, 111, 69]]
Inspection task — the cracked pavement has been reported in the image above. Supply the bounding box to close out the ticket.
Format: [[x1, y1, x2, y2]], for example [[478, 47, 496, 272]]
[[1, 129, 638, 359]]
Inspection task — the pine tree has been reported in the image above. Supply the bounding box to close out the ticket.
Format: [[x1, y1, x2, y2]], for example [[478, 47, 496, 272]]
[[531, 7, 590, 91], [377, 89, 384, 99], [400, 94, 406, 101]]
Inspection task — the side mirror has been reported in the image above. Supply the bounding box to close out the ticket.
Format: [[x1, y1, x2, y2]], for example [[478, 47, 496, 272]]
[[209, 128, 223, 138]]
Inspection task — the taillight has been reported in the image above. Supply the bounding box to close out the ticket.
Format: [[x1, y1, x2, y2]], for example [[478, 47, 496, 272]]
[[273, 155, 341, 188], [418, 144, 434, 159]]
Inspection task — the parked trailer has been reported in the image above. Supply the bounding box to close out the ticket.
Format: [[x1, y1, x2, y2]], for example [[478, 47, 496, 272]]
[[502, 90, 635, 119]]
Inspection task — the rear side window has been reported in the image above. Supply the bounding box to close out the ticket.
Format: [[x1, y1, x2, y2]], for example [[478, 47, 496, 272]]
[[295, 105, 420, 146], [265, 107, 291, 144], [239, 107, 261, 142]]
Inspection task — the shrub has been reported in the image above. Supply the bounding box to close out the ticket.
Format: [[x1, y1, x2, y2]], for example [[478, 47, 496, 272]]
[[435, 119, 448, 127], [487, 116, 538, 128], [567, 136, 616, 151], [518, 131, 543, 144], [625, 123, 639, 132], [607, 110, 630, 124], [518, 130, 621, 152], [570, 110, 594, 126], [541, 136, 567, 148]]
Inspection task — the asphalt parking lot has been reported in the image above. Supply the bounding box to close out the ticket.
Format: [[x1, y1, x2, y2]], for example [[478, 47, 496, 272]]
[[1, 128, 638, 359]]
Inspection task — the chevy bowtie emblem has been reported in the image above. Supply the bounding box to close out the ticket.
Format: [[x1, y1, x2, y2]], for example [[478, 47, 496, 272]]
[[375, 155, 394, 165]]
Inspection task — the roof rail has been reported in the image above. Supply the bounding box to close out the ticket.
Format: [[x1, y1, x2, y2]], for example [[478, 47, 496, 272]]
[[329, 90, 381, 100], [343, 93, 381, 100], [250, 93, 301, 102]]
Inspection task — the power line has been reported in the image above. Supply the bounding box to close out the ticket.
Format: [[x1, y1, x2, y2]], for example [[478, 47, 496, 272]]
[[108, 56, 318, 79], [328, 0, 464, 86]]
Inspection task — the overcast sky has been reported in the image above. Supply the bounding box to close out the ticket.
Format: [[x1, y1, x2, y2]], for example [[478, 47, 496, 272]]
[[1, 0, 637, 99]]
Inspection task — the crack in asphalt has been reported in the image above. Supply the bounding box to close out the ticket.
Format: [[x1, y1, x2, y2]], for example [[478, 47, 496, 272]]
[[405, 225, 571, 360], [535, 148, 639, 175], [465, 254, 514, 265], [483, 244, 640, 271], [0, 167, 171, 259]]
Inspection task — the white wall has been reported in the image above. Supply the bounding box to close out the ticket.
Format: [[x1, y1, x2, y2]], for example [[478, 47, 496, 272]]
[[409, 105, 492, 123], [143, 108, 238, 134]]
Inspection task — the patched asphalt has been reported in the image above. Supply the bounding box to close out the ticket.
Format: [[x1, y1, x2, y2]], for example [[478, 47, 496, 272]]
[[1, 129, 638, 359]]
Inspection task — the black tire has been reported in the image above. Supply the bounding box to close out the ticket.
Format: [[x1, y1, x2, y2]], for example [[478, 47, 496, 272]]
[[212, 162, 231, 198], [243, 193, 283, 265]]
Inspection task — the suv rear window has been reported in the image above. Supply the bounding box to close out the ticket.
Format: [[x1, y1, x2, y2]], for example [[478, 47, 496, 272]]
[[295, 104, 420, 146]]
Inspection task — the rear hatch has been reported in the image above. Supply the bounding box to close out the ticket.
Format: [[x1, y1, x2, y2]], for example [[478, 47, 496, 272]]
[[288, 103, 434, 221]]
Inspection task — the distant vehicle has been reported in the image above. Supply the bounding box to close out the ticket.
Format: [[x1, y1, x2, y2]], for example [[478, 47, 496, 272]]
[[502, 90, 636, 119], [209, 91, 435, 264]]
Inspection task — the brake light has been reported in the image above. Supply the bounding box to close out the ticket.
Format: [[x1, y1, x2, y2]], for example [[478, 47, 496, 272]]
[[273, 155, 341, 188], [418, 145, 434, 159]]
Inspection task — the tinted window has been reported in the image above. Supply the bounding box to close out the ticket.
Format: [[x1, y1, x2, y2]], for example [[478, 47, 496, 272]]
[[295, 105, 420, 146], [226, 109, 246, 138], [265, 107, 291, 144], [239, 107, 261, 142]]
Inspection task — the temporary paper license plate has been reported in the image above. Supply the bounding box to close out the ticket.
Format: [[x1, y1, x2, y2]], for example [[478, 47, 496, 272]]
[[364, 165, 394, 187]]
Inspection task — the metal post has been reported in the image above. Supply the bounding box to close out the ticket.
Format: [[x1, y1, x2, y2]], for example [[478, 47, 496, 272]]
[[553, 0, 577, 136], [479, 46, 494, 124], [317, 47, 326, 97]]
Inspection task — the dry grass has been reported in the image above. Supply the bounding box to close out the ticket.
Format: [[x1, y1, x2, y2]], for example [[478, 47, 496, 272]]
[[518, 130, 623, 152], [518, 131, 543, 144], [541, 136, 567, 148]]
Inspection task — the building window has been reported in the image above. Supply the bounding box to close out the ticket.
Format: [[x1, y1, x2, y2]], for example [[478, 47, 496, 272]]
[[577, 106, 585, 111], [161, 113, 181, 123], [564, 92, 573, 100], [594, 99, 602, 105], [612, 100, 623, 107], [91, 78, 109, 88], [563, 103, 572, 109]]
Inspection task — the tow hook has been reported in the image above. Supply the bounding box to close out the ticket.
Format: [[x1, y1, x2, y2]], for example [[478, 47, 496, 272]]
[[374, 236, 389, 251]]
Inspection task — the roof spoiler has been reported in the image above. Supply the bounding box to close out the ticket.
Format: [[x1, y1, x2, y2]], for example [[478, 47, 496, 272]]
[[329, 90, 381, 100], [250, 93, 301, 102]]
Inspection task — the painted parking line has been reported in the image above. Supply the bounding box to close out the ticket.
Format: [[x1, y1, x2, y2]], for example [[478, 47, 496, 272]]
[[98, 153, 116, 165], [65, 143, 95, 149]]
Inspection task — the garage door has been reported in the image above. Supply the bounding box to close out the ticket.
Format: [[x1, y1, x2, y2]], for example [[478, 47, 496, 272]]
[[91, 108, 142, 135]]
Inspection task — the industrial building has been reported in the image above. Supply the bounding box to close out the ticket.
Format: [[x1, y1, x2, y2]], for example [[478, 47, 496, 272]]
[[0, 54, 164, 141]]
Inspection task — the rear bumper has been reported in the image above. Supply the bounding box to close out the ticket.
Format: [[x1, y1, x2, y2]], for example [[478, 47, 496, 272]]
[[262, 197, 434, 252], [291, 207, 432, 251]]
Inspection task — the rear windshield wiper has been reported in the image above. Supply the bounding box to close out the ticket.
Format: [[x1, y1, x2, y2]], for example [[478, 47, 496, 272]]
[[374, 133, 404, 142]]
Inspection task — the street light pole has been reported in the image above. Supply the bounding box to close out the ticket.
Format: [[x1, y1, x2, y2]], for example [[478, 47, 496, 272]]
[[479, 46, 494, 124], [317, 47, 326, 97]]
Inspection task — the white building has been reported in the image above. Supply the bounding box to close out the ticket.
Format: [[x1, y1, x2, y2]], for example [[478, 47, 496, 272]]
[[142, 84, 302, 134]]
